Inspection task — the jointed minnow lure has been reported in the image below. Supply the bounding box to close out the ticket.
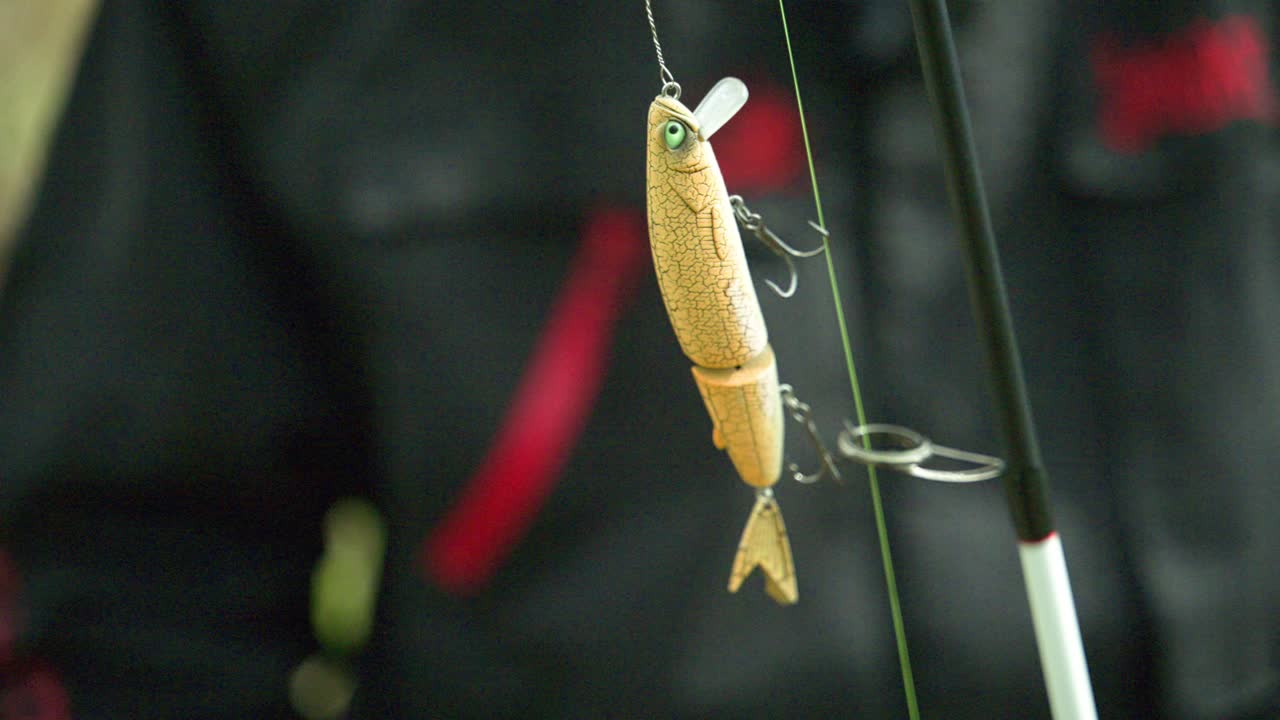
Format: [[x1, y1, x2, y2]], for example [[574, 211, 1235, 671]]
[[640, 2, 1002, 609], [646, 77, 799, 605], [638, 5, 1043, 716]]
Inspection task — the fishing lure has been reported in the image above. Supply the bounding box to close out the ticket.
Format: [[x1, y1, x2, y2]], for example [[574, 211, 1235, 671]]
[[640, 1, 1003, 608], [646, 77, 800, 605]]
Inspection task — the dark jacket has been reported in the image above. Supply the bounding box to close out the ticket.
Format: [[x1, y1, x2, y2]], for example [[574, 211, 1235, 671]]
[[0, 1, 1276, 717]]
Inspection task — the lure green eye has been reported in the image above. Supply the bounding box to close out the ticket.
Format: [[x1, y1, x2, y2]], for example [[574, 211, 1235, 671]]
[[664, 120, 687, 149]]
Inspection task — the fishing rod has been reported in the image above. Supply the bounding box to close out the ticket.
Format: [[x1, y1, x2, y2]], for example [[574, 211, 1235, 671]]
[[643, 1, 1097, 715], [905, 1, 1099, 717]]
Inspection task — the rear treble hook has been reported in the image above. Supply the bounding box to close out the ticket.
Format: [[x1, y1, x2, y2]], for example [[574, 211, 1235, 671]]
[[780, 384, 843, 485], [730, 195, 827, 298]]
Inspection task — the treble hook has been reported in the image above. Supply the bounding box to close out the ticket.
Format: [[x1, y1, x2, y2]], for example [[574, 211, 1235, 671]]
[[729, 195, 827, 298], [779, 384, 843, 485]]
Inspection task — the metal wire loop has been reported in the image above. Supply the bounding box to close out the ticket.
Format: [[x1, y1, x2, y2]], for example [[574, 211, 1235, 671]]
[[906, 445, 1005, 483], [836, 421, 1004, 483], [729, 195, 763, 230], [837, 422, 934, 467], [779, 384, 843, 485], [776, 387, 1003, 485], [645, 0, 678, 93]]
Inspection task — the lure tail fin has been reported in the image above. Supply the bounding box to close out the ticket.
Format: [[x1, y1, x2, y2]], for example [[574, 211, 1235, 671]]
[[727, 490, 798, 605]]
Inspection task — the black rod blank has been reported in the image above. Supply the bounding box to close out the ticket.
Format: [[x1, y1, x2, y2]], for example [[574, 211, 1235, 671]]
[[905, 0, 1053, 541]]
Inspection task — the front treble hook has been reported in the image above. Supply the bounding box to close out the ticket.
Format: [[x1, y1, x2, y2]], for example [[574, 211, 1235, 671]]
[[780, 384, 843, 485], [730, 195, 827, 298]]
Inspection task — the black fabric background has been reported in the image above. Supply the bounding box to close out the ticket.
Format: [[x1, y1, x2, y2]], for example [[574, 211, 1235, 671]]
[[0, 1, 1276, 718]]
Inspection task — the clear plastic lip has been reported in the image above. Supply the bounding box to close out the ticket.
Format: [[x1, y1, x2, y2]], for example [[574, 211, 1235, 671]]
[[693, 77, 749, 140]]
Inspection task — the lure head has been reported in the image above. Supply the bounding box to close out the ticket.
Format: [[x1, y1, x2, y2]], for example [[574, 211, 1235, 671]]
[[646, 77, 749, 195], [647, 95, 708, 175]]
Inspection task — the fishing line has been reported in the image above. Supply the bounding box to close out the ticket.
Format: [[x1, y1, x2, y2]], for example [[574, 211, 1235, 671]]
[[645, 0, 679, 95], [776, 3, 921, 717]]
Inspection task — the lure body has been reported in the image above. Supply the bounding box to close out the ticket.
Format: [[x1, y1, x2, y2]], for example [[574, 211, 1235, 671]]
[[646, 95, 767, 369], [646, 84, 797, 605]]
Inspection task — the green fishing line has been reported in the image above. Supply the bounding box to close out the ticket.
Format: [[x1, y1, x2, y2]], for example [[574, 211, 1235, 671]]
[[777, 3, 920, 718]]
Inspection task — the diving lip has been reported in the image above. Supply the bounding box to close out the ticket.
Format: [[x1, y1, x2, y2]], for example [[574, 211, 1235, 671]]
[[693, 77, 749, 140]]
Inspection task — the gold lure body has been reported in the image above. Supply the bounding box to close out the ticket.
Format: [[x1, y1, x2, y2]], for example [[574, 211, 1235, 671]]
[[646, 86, 797, 605]]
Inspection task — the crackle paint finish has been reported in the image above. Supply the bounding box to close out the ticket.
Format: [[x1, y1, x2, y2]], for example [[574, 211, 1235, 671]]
[[646, 95, 767, 369], [646, 88, 796, 605]]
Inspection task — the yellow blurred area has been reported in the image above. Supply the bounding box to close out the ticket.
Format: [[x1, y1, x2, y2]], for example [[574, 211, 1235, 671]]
[[0, 0, 99, 278]]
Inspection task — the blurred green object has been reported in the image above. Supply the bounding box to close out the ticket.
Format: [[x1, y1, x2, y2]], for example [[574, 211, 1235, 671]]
[[311, 497, 387, 655], [0, 0, 98, 273], [288, 654, 358, 720]]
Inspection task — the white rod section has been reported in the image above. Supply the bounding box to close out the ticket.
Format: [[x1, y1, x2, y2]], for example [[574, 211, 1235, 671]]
[[1018, 533, 1099, 720]]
